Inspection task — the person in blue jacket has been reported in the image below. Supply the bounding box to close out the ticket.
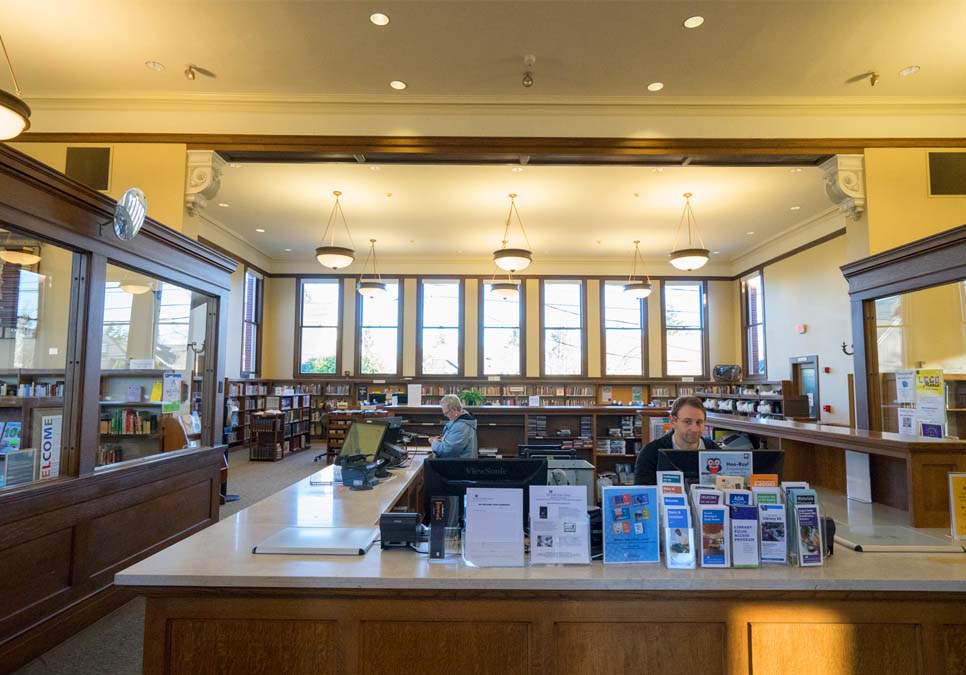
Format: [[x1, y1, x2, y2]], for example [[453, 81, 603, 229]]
[[429, 394, 479, 459]]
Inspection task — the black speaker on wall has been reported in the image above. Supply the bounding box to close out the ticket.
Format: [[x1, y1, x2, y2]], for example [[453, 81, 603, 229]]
[[65, 147, 111, 190]]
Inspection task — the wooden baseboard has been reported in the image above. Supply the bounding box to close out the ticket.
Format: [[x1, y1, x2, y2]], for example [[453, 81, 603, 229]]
[[0, 584, 135, 675]]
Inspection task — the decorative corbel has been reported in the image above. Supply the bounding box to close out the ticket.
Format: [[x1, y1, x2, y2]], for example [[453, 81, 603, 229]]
[[184, 150, 226, 217], [821, 154, 866, 221]]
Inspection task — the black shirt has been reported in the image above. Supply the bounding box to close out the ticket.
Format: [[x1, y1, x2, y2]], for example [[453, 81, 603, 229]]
[[633, 431, 718, 486]]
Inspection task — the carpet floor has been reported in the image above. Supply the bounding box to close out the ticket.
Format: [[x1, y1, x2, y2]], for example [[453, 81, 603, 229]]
[[13, 446, 329, 675]]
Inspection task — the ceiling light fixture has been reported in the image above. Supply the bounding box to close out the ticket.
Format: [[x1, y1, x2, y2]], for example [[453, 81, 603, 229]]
[[218, 202, 230, 207], [521, 54, 536, 88], [357, 239, 387, 299], [511, 167, 524, 173], [0, 33, 31, 140], [255, 228, 265, 233], [668, 192, 710, 271], [623, 240, 652, 299], [493, 193, 533, 272], [683, 16, 705, 28], [390, 80, 407, 90], [0, 248, 40, 266], [369, 12, 390, 26], [184, 65, 197, 81], [647, 82, 664, 92], [144, 60, 165, 72], [790, 205, 801, 211], [315, 190, 356, 269], [283, 248, 292, 252], [490, 277, 520, 299], [119, 282, 152, 295], [899, 65, 920, 77]]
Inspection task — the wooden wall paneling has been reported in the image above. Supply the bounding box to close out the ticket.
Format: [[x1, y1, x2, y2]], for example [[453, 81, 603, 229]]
[[0, 529, 73, 628], [908, 451, 966, 527], [943, 625, 966, 675], [870, 454, 910, 512]]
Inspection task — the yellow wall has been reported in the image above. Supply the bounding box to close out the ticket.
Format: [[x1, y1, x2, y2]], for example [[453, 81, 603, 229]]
[[865, 147, 966, 254], [261, 276, 296, 379], [887, 282, 966, 374], [763, 236, 853, 424], [708, 280, 739, 370], [9, 142, 188, 232]]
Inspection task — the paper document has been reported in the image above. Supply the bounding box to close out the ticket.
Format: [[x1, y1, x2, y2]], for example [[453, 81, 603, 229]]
[[464, 488, 524, 567], [529, 486, 590, 565]]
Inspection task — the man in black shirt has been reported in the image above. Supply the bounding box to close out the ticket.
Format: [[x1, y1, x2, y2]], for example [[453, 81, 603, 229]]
[[634, 395, 717, 485]]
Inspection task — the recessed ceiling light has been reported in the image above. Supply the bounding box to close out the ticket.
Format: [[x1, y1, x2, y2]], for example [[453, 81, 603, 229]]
[[390, 80, 407, 90], [683, 16, 705, 29], [712, 251, 720, 254], [651, 167, 664, 173], [899, 65, 920, 77], [511, 167, 524, 173], [255, 228, 265, 233], [647, 82, 664, 92], [790, 205, 801, 211], [369, 165, 381, 171], [284, 248, 292, 252], [217, 202, 229, 208], [369, 12, 390, 26], [789, 167, 803, 174], [144, 60, 165, 72], [746, 231, 755, 235], [229, 162, 242, 169]]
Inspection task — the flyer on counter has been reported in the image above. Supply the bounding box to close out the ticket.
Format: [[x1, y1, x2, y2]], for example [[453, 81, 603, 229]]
[[463, 488, 524, 567], [897, 408, 916, 435], [656, 470, 685, 495], [663, 506, 696, 569], [752, 486, 782, 505], [895, 369, 916, 403], [730, 505, 760, 568], [698, 504, 730, 568], [529, 486, 591, 565], [602, 486, 660, 563], [759, 504, 788, 564], [794, 503, 824, 566], [949, 473, 966, 540], [699, 450, 753, 486]]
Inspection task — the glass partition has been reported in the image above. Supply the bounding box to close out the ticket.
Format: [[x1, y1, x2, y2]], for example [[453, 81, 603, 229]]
[[874, 280, 966, 436], [0, 230, 74, 490], [98, 263, 211, 467]]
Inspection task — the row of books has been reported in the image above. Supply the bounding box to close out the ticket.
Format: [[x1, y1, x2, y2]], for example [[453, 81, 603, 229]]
[[5, 382, 65, 397], [227, 382, 270, 397], [100, 409, 158, 435]]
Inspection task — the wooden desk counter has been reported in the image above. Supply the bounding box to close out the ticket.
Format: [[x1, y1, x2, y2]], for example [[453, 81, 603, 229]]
[[705, 413, 966, 528], [117, 454, 966, 675]]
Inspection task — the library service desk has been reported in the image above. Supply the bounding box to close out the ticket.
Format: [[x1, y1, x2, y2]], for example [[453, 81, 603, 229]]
[[117, 454, 966, 675]]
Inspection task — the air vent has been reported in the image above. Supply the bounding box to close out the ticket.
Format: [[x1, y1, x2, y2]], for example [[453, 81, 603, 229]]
[[928, 152, 966, 195], [65, 147, 111, 191]]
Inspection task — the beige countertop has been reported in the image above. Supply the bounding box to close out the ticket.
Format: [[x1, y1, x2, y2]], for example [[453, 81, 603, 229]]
[[115, 453, 966, 593]]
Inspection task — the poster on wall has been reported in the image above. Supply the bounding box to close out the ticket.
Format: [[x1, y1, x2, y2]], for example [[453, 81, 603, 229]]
[[895, 370, 916, 403]]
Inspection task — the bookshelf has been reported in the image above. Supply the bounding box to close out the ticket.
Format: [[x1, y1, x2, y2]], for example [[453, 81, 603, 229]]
[[97, 370, 176, 466], [223, 378, 270, 448], [695, 380, 810, 420]]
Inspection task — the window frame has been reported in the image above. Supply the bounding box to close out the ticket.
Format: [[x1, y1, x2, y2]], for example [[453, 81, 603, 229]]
[[740, 269, 767, 381], [293, 276, 343, 378], [600, 279, 649, 378], [539, 278, 587, 377], [355, 277, 402, 376], [416, 278, 464, 377], [660, 279, 710, 379], [241, 267, 263, 378], [478, 278, 526, 377]]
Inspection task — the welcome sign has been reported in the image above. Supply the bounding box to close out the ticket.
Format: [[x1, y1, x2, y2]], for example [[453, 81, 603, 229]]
[[39, 414, 62, 480]]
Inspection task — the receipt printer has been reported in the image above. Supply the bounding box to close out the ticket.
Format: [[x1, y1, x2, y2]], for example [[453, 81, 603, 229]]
[[380, 512, 421, 549], [341, 455, 380, 490]]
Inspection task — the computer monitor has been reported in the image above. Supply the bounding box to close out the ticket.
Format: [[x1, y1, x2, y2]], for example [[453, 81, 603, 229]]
[[518, 444, 575, 460], [422, 458, 548, 527], [339, 420, 389, 464], [659, 449, 785, 485], [370, 393, 387, 405], [373, 416, 404, 444]]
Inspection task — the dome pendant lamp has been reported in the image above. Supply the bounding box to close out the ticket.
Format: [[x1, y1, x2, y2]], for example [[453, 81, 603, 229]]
[[493, 193, 533, 273], [0, 33, 30, 140], [315, 190, 356, 269], [623, 240, 652, 299], [357, 239, 387, 299], [669, 192, 710, 271]]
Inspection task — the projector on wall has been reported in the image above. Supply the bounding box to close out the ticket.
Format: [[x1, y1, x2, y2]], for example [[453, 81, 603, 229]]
[[712, 365, 742, 383]]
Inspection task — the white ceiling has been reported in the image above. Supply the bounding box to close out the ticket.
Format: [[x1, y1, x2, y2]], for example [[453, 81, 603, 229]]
[[0, 1, 962, 101], [211, 162, 831, 262]]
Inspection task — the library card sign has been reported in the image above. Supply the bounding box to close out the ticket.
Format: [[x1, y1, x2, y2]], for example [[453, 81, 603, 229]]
[[602, 486, 659, 563], [699, 451, 752, 486]]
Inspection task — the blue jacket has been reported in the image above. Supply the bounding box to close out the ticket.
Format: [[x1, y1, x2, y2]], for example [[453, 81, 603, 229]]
[[431, 412, 479, 459]]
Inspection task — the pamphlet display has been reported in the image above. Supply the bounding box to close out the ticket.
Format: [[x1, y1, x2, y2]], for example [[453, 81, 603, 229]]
[[698, 505, 730, 568], [699, 450, 753, 486], [0, 448, 36, 487], [793, 504, 824, 566], [785, 488, 819, 562], [752, 487, 782, 505], [730, 505, 760, 568], [656, 470, 685, 495], [529, 486, 591, 565], [759, 504, 788, 564], [663, 505, 696, 569], [724, 489, 753, 506], [714, 475, 745, 491], [602, 486, 660, 563], [749, 474, 779, 488], [949, 473, 966, 540], [0, 422, 22, 452], [463, 488, 524, 567], [429, 496, 460, 560]]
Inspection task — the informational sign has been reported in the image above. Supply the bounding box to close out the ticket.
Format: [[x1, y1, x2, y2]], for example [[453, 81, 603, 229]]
[[601, 386, 613, 403], [602, 486, 659, 563], [950, 473, 966, 540], [699, 450, 753, 485], [897, 408, 916, 435], [528, 486, 590, 565], [39, 415, 62, 480], [162, 372, 182, 404], [915, 369, 944, 398], [895, 370, 915, 403], [406, 383, 422, 407], [463, 488, 524, 567]]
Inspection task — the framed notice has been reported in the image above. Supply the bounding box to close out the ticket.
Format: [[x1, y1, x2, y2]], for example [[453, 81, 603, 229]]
[[950, 473, 966, 540]]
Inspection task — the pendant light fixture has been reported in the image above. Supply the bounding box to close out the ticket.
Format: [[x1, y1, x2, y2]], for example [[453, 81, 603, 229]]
[[489, 264, 520, 299], [315, 190, 356, 269], [119, 282, 153, 295], [0, 33, 30, 140], [357, 239, 387, 299], [0, 247, 40, 266], [623, 240, 652, 298], [668, 192, 710, 271], [493, 193, 533, 272]]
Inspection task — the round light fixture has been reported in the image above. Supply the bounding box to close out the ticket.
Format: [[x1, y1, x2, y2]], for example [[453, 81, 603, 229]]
[[683, 16, 705, 28], [746, 231, 755, 235], [511, 167, 524, 173], [255, 228, 265, 233], [647, 82, 664, 92], [790, 205, 801, 211], [623, 281, 653, 299], [0, 89, 30, 140], [369, 12, 390, 26], [0, 248, 40, 266], [490, 281, 519, 299], [144, 60, 165, 72], [390, 80, 407, 90], [218, 203, 230, 207], [357, 280, 388, 299], [493, 248, 532, 272], [315, 246, 355, 269], [669, 249, 710, 271], [119, 283, 152, 295], [899, 65, 920, 77], [283, 248, 292, 252]]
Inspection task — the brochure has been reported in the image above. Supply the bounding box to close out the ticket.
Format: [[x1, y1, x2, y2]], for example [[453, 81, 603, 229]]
[[689, 483, 718, 504], [749, 473, 779, 488], [759, 504, 788, 564], [752, 487, 782, 505], [657, 470, 685, 495], [714, 475, 745, 491], [724, 489, 753, 506], [730, 505, 760, 568], [696, 489, 723, 505], [698, 505, 730, 568], [785, 488, 818, 560], [699, 450, 753, 486], [429, 495, 460, 560], [794, 503, 824, 566], [602, 486, 660, 563], [663, 506, 695, 569], [463, 488, 524, 567], [529, 486, 591, 565], [0, 422, 22, 453]]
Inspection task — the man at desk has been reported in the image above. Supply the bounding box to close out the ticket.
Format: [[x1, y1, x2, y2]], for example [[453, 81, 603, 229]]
[[429, 394, 479, 459], [635, 396, 717, 485]]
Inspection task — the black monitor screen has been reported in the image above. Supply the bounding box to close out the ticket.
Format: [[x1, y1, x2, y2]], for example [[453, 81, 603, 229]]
[[340, 420, 389, 461], [370, 393, 387, 404], [659, 449, 784, 485], [423, 458, 548, 526], [368, 417, 403, 444]]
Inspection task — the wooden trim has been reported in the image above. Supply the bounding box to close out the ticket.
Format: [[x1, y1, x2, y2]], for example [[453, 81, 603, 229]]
[[354, 278, 402, 377], [539, 279, 588, 377], [78, 253, 106, 476], [416, 278, 464, 377], [734, 228, 847, 280], [599, 280, 649, 378], [197, 236, 270, 279], [789, 354, 820, 418], [739, 268, 768, 382], [240, 267, 264, 378], [477, 280, 526, 378], [292, 277, 343, 379]]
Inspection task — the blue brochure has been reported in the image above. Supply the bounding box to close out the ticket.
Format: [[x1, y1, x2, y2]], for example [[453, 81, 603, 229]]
[[602, 486, 660, 563]]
